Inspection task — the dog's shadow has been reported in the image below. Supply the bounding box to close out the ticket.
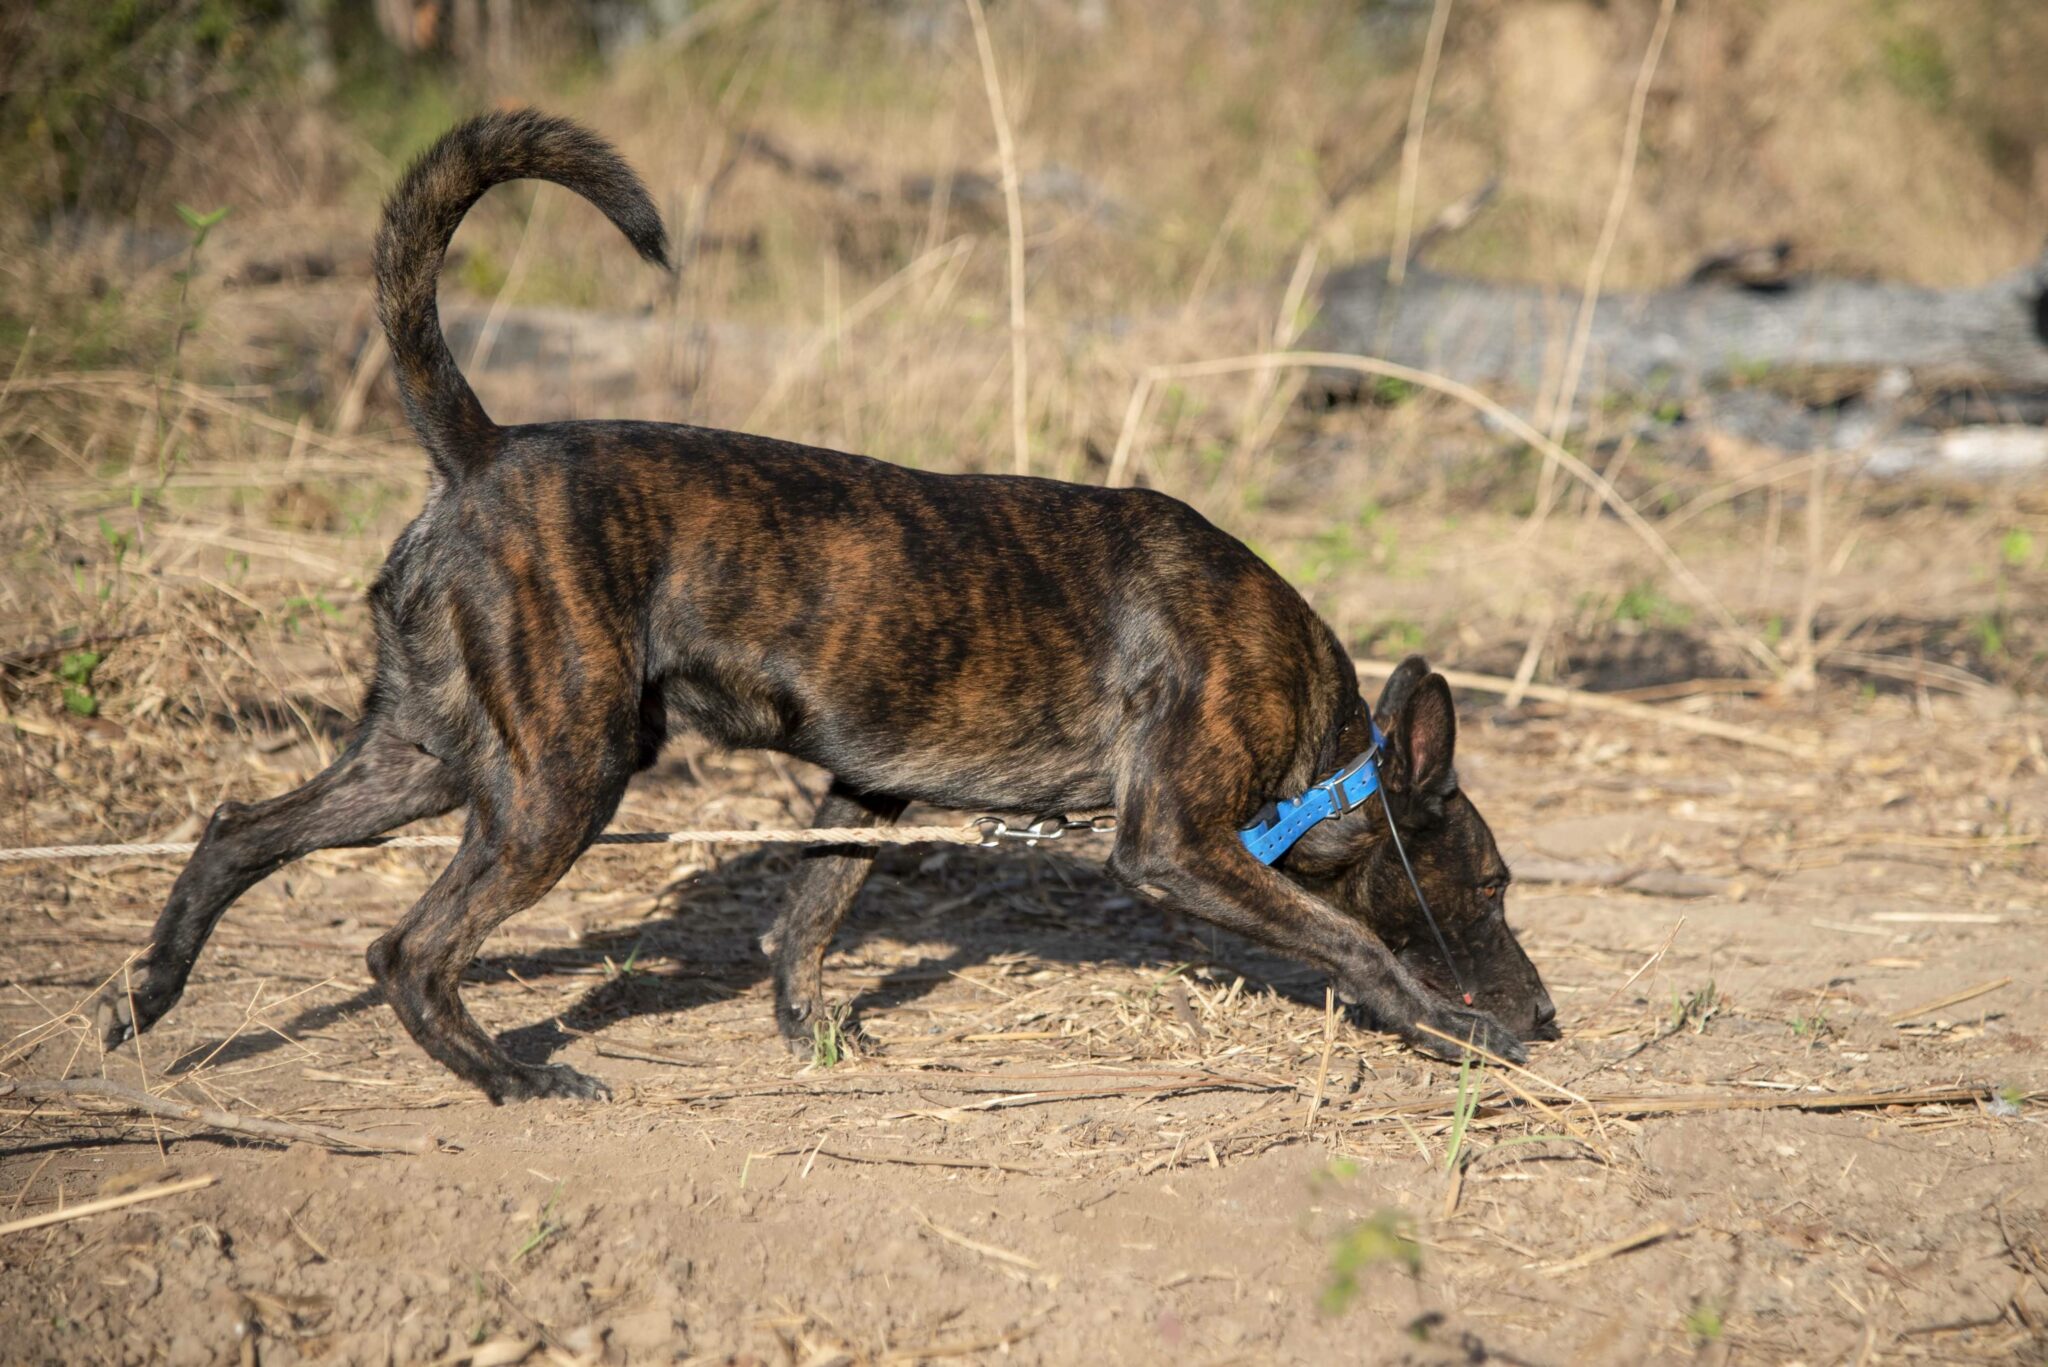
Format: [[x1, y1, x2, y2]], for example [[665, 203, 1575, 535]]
[[176, 843, 1317, 1075], [494, 842, 1320, 1065]]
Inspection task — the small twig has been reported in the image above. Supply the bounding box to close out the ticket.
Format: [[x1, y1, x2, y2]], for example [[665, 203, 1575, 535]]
[[1591, 915, 1687, 1019], [1305, 986, 1337, 1132], [1888, 977, 2012, 1026], [916, 1208, 1043, 1272], [879, 1319, 1041, 1363], [752, 1146, 1046, 1177], [2, 1078, 433, 1154], [1501, 603, 1558, 711], [0, 1174, 218, 1238], [1408, 1022, 1594, 1109], [1536, 1220, 1683, 1275]]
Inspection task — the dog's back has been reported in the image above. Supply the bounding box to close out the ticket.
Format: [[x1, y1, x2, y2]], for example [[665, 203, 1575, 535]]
[[370, 111, 1348, 815]]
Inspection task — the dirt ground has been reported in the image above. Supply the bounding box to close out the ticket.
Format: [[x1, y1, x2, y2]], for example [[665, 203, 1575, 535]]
[[4, 498, 2045, 1365]]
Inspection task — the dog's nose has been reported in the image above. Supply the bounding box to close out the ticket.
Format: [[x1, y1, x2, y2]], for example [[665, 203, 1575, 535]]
[[1530, 998, 1560, 1041]]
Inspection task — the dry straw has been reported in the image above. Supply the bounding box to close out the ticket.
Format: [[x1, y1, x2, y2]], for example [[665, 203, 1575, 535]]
[[965, 0, 1032, 477], [1531, 0, 1681, 521]]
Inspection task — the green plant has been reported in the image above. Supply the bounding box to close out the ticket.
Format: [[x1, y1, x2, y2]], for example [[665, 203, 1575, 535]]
[[1971, 612, 2006, 659], [1879, 25, 1953, 109], [1789, 1010, 1830, 1042], [1613, 582, 1690, 628], [282, 593, 341, 634], [512, 1182, 564, 1262], [1443, 1058, 1482, 1175], [1, 1, 288, 218], [58, 649, 104, 716], [1368, 376, 1417, 406], [1321, 1209, 1422, 1315], [1670, 981, 1720, 1034], [1683, 1297, 1725, 1344], [1724, 354, 1774, 386], [96, 516, 136, 601], [811, 1005, 852, 1068], [2001, 528, 2036, 569], [152, 201, 230, 484], [1370, 619, 1425, 656]]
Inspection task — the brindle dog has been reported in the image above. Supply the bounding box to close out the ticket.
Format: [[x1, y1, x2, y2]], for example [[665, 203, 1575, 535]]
[[96, 112, 1556, 1103]]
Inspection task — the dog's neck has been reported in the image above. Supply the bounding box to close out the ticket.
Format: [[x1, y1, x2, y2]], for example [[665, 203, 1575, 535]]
[[1326, 695, 1379, 775]]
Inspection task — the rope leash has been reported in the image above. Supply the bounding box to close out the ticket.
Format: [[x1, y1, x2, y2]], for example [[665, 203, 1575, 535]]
[[0, 815, 1115, 865]]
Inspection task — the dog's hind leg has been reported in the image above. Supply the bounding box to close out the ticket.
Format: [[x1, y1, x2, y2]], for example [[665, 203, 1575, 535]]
[[365, 733, 636, 1102], [99, 722, 465, 1053], [767, 780, 907, 1056]]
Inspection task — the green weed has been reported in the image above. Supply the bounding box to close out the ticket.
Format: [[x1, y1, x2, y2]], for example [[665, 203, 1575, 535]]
[[58, 649, 103, 717], [1789, 1011, 1830, 1042], [1670, 981, 1720, 1034], [1443, 1058, 1482, 1175], [811, 1006, 852, 1069], [1370, 619, 1426, 656], [1879, 26, 1953, 109], [512, 1182, 564, 1262], [1321, 1209, 1422, 1315], [1613, 582, 1690, 628], [1971, 612, 2006, 659], [282, 593, 342, 634]]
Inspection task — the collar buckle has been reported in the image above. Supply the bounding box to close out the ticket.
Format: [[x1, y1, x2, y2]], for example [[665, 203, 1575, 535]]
[[1315, 746, 1380, 814]]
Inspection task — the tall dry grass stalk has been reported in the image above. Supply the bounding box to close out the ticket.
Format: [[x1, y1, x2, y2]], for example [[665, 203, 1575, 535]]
[[965, 0, 1031, 478], [1530, 0, 1679, 522], [1387, 0, 1455, 288]]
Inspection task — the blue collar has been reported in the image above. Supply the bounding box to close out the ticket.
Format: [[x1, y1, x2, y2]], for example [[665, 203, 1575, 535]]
[[1240, 720, 1390, 865]]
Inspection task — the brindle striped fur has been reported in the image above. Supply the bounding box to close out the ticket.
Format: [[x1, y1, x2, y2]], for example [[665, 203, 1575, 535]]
[[98, 112, 1554, 1103]]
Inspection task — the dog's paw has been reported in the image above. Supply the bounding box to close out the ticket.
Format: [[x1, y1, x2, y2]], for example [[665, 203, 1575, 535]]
[[776, 1001, 865, 1064], [1404, 1003, 1528, 1067], [94, 992, 136, 1052], [489, 1062, 614, 1104]]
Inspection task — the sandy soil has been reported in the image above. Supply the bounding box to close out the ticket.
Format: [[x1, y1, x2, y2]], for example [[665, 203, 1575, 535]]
[[4, 649, 2044, 1364]]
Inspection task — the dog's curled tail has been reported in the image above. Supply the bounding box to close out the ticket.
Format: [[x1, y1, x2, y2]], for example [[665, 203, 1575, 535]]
[[373, 110, 671, 481]]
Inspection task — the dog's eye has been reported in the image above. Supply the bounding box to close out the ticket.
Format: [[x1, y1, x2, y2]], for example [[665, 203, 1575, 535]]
[[1477, 884, 1503, 901]]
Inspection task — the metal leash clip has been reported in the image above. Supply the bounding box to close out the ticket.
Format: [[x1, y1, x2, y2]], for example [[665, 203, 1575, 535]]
[[972, 814, 1117, 847]]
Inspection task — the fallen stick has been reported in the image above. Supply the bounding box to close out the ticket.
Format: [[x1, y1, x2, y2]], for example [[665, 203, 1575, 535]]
[[916, 1208, 1044, 1271], [1888, 977, 2012, 1026], [2, 1078, 434, 1154], [1511, 858, 1736, 899], [1353, 659, 1818, 758], [1572, 1083, 1988, 1119], [0, 1174, 218, 1238], [1536, 1220, 1682, 1275], [755, 1146, 1046, 1176]]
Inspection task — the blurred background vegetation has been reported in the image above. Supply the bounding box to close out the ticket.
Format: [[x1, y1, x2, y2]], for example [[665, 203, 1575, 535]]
[[2, 0, 2045, 718]]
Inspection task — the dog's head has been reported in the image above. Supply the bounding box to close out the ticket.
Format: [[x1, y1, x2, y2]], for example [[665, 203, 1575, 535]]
[[1285, 656, 1558, 1042]]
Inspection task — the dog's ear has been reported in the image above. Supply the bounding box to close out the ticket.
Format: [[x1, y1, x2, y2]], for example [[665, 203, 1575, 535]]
[[1391, 672, 1457, 799], [1374, 654, 1432, 725]]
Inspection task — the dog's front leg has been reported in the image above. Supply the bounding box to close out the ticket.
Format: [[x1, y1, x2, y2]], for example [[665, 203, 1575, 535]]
[[1106, 812, 1527, 1065], [767, 780, 907, 1056]]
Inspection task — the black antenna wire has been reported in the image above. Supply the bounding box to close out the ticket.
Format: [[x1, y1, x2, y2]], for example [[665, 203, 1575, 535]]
[[1374, 775, 1474, 1007]]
